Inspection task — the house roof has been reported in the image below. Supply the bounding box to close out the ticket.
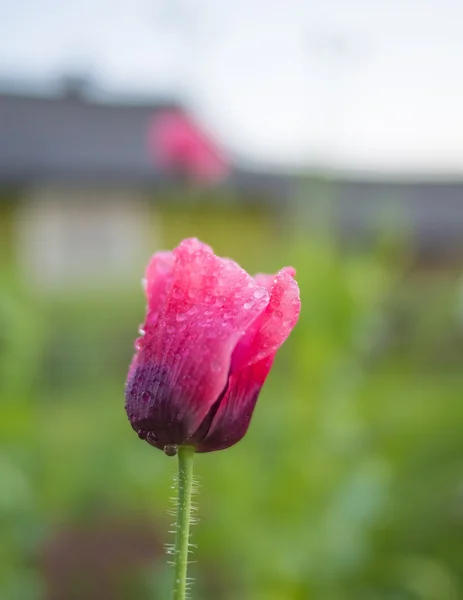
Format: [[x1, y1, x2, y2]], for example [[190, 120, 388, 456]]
[[0, 87, 179, 185]]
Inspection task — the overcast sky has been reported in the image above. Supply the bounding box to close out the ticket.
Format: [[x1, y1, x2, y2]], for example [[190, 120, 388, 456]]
[[1, 0, 463, 173]]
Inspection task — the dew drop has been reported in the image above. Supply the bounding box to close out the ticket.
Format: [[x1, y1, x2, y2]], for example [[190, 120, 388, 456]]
[[274, 309, 283, 318], [138, 325, 146, 335], [146, 431, 158, 443], [141, 391, 152, 402], [167, 325, 175, 334], [172, 286, 182, 299], [164, 444, 178, 457], [211, 360, 222, 372], [243, 300, 254, 310], [253, 288, 266, 299], [176, 313, 187, 322], [187, 305, 197, 315], [137, 429, 147, 440], [223, 311, 234, 319]]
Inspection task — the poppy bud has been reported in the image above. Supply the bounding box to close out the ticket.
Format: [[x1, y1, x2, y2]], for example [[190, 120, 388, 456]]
[[125, 238, 300, 453]]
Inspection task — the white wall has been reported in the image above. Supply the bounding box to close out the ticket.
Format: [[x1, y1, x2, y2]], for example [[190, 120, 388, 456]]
[[14, 186, 156, 289]]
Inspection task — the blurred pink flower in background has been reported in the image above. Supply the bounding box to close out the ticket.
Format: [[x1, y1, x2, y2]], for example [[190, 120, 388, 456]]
[[148, 110, 230, 184]]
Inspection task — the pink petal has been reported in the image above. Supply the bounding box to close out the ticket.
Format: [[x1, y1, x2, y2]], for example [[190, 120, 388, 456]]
[[195, 268, 300, 452], [144, 250, 175, 327], [231, 266, 300, 371], [127, 251, 175, 381], [196, 355, 274, 452], [130, 238, 270, 443]]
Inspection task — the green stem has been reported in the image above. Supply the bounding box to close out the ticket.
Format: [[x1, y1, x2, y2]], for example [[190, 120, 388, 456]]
[[172, 445, 195, 600]]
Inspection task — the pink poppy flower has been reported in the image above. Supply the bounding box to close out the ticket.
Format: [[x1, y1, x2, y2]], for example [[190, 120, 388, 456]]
[[125, 238, 300, 453], [148, 110, 230, 184]]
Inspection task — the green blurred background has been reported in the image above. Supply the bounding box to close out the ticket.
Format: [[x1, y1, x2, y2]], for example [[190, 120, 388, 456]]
[[2, 192, 463, 600]]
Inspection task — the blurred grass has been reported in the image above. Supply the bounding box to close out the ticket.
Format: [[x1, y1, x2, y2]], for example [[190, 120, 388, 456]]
[[1, 203, 463, 600]]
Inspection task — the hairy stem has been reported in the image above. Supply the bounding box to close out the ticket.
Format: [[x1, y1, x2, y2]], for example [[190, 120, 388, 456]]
[[172, 446, 195, 600]]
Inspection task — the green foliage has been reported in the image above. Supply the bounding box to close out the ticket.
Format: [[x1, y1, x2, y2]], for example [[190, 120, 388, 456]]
[[1, 224, 463, 600]]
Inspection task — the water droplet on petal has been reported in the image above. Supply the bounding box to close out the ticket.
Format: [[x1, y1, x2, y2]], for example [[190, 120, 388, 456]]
[[187, 305, 197, 315], [253, 288, 266, 299], [243, 300, 254, 310], [164, 444, 178, 457], [141, 391, 152, 402], [137, 429, 147, 439], [176, 313, 187, 322], [211, 360, 222, 372], [167, 324, 175, 334], [172, 286, 182, 299]]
